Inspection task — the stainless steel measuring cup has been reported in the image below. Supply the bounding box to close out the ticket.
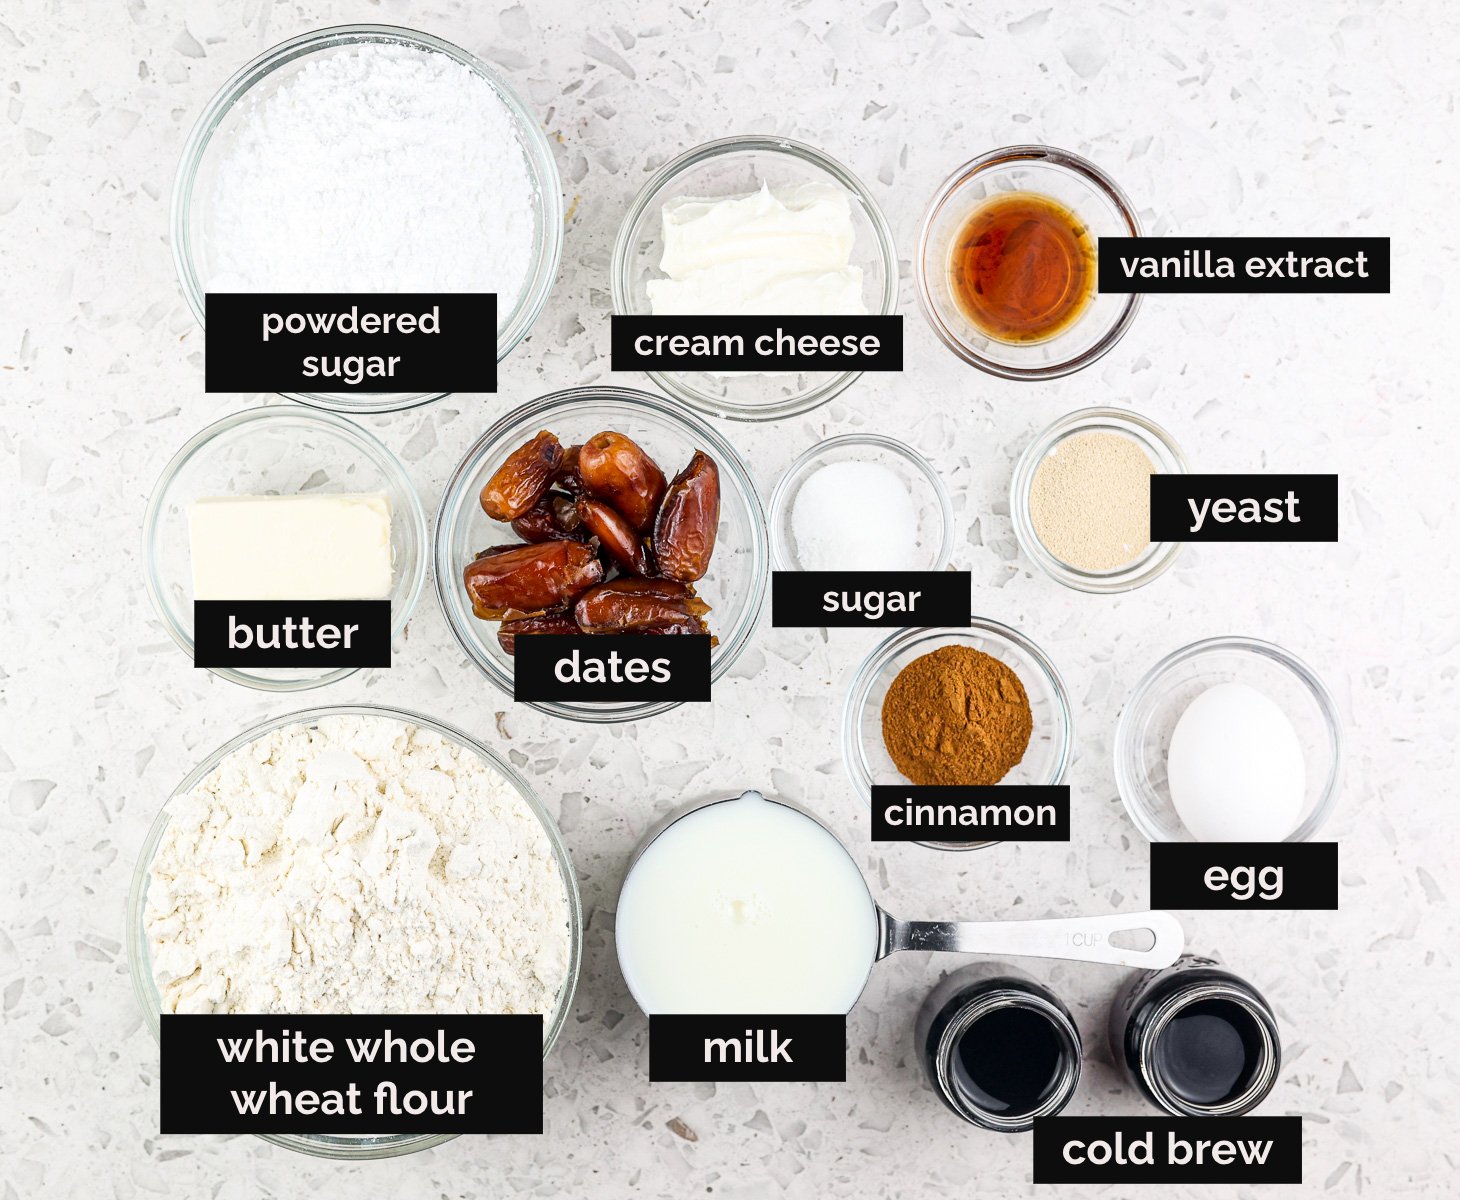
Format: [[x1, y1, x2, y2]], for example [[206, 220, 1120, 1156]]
[[617, 790, 1184, 1014]]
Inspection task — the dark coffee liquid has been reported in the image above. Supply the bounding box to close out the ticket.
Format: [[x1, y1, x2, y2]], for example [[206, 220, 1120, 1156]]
[[952, 1004, 1065, 1116], [1153, 997, 1265, 1107]]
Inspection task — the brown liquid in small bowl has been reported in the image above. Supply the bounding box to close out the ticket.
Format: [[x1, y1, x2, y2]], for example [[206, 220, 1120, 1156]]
[[950, 192, 1096, 344]]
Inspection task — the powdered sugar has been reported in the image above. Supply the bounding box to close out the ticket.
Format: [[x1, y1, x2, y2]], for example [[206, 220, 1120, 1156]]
[[145, 714, 572, 1025], [203, 42, 537, 315]]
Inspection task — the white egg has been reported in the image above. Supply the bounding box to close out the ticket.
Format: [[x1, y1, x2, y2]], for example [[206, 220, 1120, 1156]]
[[1166, 682, 1306, 841]]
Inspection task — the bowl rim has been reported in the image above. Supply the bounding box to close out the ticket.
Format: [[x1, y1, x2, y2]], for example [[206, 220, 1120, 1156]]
[[840, 619, 1075, 851], [140, 404, 429, 692], [914, 144, 1143, 381], [767, 431, 955, 573], [1112, 634, 1345, 843], [1009, 405, 1189, 594], [125, 702, 584, 1160], [169, 22, 564, 414], [609, 133, 898, 422], [433, 385, 770, 722]]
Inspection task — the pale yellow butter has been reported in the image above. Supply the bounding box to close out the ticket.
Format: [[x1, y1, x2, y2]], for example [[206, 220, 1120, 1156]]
[[188, 493, 393, 600]]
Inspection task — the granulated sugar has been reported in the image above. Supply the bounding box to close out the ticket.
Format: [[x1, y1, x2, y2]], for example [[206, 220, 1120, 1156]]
[[1029, 430, 1157, 572], [203, 42, 537, 313], [145, 714, 571, 1024], [791, 460, 922, 572]]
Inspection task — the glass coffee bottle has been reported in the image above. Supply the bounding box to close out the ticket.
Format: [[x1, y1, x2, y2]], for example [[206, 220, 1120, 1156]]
[[1110, 954, 1281, 1117]]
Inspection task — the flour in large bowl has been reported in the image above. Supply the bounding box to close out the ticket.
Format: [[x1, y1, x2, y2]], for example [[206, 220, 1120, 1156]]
[[144, 714, 570, 1021]]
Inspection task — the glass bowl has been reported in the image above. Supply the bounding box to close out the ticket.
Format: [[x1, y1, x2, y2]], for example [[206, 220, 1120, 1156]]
[[611, 134, 897, 422], [841, 621, 1074, 851], [434, 386, 769, 722], [1010, 406, 1189, 593], [1114, 636, 1343, 843], [171, 24, 563, 413], [768, 433, 953, 573], [142, 406, 428, 691], [125, 704, 584, 1160], [916, 145, 1142, 380]]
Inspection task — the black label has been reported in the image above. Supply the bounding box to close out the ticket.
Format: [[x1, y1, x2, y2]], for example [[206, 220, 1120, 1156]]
[[1150, 842, 1338, 909], [870, 786, 1070, 842], [204, 293, 497, 393], [160, 1014, 541, 1134], [1150, 473, 1338, 542], [610, 315, 903, 372], [193, 600, 391, 668], [1032, 1117, 1302, 1183], [648, 1015, 846, 1082], [1098, 237, 1389, 293], [771, 571, 970, 628], [512, 634, 711, 703]]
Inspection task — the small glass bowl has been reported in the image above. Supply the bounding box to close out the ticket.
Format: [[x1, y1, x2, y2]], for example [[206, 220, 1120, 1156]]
[[1114, 636, 1343, 843], [768, 433, 953, 573], [126, 704, 582, 1160], [1010, 406, 1188, 593], [916, 145, 1142, 380], [142, 406, 428, 690], [841, 620, 1074, 851], [171, 24, 563, 414], [611, 134, 897, 422], [434, 386, 769, 722]]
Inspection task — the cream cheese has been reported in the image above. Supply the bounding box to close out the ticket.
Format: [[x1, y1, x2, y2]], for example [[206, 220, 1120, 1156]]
[[647, 181, 866, 316]]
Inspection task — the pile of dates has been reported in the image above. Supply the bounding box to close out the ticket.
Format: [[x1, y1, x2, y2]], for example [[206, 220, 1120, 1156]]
[[465, 428, 721, 653]]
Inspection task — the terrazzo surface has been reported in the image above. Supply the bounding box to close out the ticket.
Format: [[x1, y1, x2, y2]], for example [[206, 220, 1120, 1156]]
[[3, 0, 1456, 1195]]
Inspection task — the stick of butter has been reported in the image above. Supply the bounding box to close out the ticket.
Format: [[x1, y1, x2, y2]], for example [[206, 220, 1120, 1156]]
[[188, 493, 393, 600]]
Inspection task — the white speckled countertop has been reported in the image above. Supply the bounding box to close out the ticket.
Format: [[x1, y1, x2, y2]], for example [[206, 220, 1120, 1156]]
[[3, 0, 1456, 1195]]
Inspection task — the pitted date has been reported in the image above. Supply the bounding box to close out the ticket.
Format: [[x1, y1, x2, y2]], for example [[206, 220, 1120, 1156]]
[[463, 539, 604, 620], [654, 450, 720, 582], [574, 578, 710, 634], [578, 431, 667, 531], [511, 493, 588, 543], [510, 497, 566, 543], [554, 444, 585, 495], [577, 497, 653, 575], [497, 611, 582, 655], [480, 430, 563, 521]]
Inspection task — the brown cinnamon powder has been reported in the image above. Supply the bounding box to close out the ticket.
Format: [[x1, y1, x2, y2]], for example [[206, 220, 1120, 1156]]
[[881, 645, 1033, 786]]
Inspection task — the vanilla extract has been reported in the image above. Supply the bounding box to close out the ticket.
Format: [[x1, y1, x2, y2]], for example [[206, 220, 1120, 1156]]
[[949, 192, 1096, 343], [1113, 248, 1374, 280]]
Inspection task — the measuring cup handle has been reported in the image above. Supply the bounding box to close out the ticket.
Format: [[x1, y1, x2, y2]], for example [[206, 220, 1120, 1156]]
[[884, 910, 1185, 969]]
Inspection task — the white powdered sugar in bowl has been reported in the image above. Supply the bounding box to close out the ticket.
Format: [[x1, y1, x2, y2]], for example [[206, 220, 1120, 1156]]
[[144, 713, 572, 1027], [202, 40, 537, 311]]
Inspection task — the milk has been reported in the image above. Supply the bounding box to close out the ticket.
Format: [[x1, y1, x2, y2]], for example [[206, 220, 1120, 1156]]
[[615, 792, 879, 1014]]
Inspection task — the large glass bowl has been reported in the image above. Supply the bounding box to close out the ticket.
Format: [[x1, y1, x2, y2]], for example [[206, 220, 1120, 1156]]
[[142, 406, 428, 691], [171, 24, 563, 413], [125, 704, 583, 1160], [916, 145, 1142, 380], [841, 621, 1074, 851], [434, 386, 769, 722], [611, 134, 897, 422], [1114, 636, 1343, 843]]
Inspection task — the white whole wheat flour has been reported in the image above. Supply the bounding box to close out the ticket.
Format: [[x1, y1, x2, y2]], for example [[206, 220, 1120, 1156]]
[[145, 715, 571, 1023], [204, 43, 537, 312]]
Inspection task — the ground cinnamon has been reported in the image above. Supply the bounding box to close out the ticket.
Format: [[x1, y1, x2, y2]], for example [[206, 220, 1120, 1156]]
[[881, 645, 1033, 786]]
